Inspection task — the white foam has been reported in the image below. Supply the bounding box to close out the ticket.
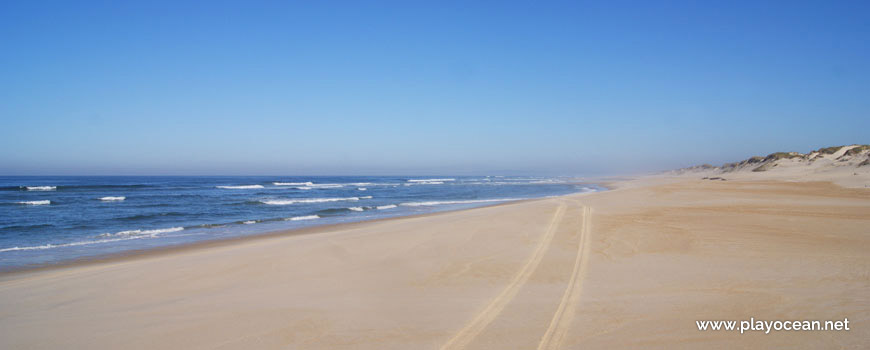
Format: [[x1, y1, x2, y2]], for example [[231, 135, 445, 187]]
[[273, 182, 313, 186], [349, 207, 365, 212], [18, 200, 50, 205], [358, 187, 367, 191], [243, 220, 257, 224], [97, 227, 184, 238], [407, 178, 455, 182], [99, 196, 126, 201], [0, 238, 132, 252], [309, 184, 344, 188], [295, 183, 344, 190], [26, 186, 56, 191], [400, 198, 520, 207], [259, 197, 366, 205], [0, 227, 182, 253], [287, 215, 319, 221], [377, 204, 397, 210], [216, 185, 264, 189]]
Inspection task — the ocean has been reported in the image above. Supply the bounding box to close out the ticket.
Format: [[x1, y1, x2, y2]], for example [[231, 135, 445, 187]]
[[0, 176, 599, 269]]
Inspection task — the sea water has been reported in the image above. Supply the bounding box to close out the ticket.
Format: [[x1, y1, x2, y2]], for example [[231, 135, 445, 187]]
[[0, 176, 600, 269]]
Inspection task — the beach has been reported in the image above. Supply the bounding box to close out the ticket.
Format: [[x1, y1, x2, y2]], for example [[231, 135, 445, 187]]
[[1, 176, 867, 349]]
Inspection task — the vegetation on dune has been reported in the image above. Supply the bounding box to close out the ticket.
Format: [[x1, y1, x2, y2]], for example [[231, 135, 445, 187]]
[[842, 145, 870, 157], [815, 145, 845, 155], [752, 162, 776, 172], [764, 152, 802, 161], [681, 144, 869, 173]]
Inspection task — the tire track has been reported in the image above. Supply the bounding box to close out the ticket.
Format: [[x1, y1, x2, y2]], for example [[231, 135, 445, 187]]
[[440, 204, 567, 350], [537, 206, 592, 350]]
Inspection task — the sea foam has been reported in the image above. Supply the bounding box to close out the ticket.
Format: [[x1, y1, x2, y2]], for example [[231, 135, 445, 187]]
[[26, 186, 56, 191], [407, 178, 455, 182], [18, 200, 51, 205], [216, 185, 264, 189], [97, 227, 184, 238], [99, 196, 126, 201], [295, 184, 344, 190], [273, 182, 314, 186], [400, 198, 519, 206], [287, 215, 320, 221], [0, 227, 183, 253], [259, 196, 368, 205]]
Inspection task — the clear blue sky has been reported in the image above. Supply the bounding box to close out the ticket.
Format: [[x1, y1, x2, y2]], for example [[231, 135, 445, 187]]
[[1, 1, 867, 175]]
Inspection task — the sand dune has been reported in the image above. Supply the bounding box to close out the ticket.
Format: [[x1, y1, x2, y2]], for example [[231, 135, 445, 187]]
[[669, 144, 870, 188], [1, 170, 868, 349]]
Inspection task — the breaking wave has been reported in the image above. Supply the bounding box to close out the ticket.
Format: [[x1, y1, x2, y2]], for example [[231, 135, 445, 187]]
[[286, 215, 320, 221], [407, 178, 455, 183], [26, 186, 56, 191], [400, 198, 519, 206], [216, 185, 265, 189], [259, 196, 370, 205], [0, 227, 183, 253], [18, 200, 51, 205]]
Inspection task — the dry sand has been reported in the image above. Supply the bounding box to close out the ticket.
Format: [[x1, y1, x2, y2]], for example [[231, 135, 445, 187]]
[[1, 177, 868, 349]]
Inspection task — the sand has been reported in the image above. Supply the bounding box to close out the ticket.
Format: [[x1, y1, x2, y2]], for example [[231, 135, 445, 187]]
[[1, 178, 868, 349]]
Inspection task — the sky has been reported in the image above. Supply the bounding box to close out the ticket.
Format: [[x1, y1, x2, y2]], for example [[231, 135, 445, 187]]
[[0, 1, 868, 176]]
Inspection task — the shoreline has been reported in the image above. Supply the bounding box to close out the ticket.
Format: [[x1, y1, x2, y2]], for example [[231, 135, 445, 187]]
[[0, 195, 555, 277], [0, 179, 604, 274]]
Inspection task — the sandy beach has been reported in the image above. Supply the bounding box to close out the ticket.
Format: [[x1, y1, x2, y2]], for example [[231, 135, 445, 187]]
[[3, 1, 868, 348], [1, 175, 867, 349]]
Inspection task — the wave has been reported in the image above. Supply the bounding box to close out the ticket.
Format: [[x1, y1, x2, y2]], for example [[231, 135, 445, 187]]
[[216, 185, 265, 189], [17, 200, 51, 205], [99, 196, 126, 201], [0, 227, 183, 253], [295, 184, 344, 190], [400, 198, 520, 207], [242, 220, 257, 224], [348, 207, 365, 212], [198, 223, 227, 229], [377, 204, 397, 210], [117, 212, 185, 221], [259, 196, 369, 205], [96, 226, 184, 238], [286, 215, 319, 221], [407, 178, 455, 183], [26, 186, 56, 191], [0, 223, 54, 233], [1, 184, 154, 192], [273, 182, 313, 186], [357, 187, 367, 191]]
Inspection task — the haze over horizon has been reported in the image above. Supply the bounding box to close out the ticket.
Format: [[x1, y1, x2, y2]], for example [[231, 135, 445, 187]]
[[1, 1, 868, 176]]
